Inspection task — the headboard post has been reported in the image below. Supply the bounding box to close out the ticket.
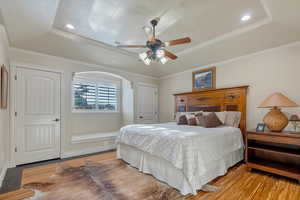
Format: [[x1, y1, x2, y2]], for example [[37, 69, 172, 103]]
[[174, 86, 249, 140]]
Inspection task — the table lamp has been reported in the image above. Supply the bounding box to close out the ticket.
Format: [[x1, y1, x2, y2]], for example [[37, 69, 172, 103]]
[[258, 92, 298, 132]]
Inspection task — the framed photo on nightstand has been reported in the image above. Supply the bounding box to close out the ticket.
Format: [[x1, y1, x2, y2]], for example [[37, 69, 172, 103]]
[[256, 123, 266, 132]]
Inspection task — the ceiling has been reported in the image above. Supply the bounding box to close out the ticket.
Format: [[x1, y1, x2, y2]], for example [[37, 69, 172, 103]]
[[0, 0, 300, 77]]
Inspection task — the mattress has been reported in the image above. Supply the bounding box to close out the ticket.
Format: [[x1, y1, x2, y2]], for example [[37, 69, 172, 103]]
[[116, 122, 244, 195]]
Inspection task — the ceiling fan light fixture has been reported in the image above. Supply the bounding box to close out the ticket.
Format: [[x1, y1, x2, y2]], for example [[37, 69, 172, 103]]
[[143, 58, 151, 66], [156, 49, 165, 58], [160, 57, 168, 64], [139, 52, 148, 60]]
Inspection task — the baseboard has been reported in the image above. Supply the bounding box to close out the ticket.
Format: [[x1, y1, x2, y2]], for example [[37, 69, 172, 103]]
[[0, 163, 8, 188], [71, 132, 119, 144], [61, 143, 116, 159]]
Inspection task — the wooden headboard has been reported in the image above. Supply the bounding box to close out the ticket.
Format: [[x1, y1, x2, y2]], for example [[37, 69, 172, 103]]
[[174, 86, 249, 137]]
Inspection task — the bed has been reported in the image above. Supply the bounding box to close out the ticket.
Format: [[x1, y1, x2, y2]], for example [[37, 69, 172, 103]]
[[116, 86, 248, 195]]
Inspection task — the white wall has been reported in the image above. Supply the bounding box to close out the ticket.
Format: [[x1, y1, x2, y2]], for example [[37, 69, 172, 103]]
[[0, 25, 10, 186], [9, 48, 158, 161], [159, 42, 300, 131]]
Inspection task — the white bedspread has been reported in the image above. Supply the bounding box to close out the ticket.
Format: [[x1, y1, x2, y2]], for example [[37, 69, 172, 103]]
[[116, 122, 244, 194]]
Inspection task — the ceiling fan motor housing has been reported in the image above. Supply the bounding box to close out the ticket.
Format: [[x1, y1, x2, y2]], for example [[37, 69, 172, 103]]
[[150, 18, 159, 27], [146, 39, 162, 59]]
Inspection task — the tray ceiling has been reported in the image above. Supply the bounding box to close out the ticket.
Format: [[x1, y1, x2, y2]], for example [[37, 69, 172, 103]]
[[53, 0, 267, 54]]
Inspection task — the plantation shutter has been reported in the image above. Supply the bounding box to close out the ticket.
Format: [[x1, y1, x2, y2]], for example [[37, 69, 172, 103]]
[[73, 81, 97, 110], [97, 86, 118, 111], [73, 79, 119, 111]]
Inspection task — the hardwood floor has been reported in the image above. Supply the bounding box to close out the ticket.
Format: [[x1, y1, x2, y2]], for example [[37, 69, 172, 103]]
[[0, 151, 299, 200]]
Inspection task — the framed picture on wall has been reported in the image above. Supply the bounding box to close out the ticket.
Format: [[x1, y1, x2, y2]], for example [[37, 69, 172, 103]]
[[192, 66, 216, 91], [1, 65, 8, 109]]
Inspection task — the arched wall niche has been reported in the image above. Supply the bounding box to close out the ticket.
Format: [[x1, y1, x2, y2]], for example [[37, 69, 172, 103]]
[[72, 71, 134, 136]]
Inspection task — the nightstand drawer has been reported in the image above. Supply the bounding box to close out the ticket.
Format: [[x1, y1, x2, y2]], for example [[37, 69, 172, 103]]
[[248, 133, 300, 146]]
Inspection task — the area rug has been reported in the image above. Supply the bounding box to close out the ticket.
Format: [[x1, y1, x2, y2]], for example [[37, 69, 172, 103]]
[[23, 159, 185, 200]]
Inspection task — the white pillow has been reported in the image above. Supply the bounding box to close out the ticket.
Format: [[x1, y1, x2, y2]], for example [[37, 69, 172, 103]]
[[215, 112, 227, 124], [224, 111, 241, 128]]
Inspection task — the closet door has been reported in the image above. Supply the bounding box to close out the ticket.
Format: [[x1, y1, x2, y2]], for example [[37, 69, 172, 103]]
[[136, 83, 158, 124], [15, 67, 61, 165]]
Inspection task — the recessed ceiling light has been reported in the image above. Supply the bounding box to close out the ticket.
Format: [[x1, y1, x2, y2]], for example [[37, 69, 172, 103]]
[[241, 14, 251, 22], [66, 24, 75, 30]]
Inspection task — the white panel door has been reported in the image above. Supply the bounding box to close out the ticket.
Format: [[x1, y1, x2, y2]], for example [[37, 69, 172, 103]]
[[15, 67, 61, 165], [136, 83, 158, 123]]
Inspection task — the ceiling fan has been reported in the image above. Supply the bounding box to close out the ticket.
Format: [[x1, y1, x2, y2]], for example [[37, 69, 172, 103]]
[[117, 17, 191, 65]]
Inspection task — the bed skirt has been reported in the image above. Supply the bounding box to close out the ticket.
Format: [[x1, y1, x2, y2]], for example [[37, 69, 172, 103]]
[[117, 143, 243, 195]]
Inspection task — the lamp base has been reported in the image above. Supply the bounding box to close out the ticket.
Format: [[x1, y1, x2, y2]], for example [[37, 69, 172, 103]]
[[263, 107, 288, 132]]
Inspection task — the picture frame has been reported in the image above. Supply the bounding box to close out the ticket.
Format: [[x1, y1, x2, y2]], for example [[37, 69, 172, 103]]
[[1, 65, 8, 109], [192, 67, 216, 91], [256, 123, 266, 132]]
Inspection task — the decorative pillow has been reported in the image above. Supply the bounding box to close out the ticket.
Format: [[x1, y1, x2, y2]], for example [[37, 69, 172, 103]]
[[175, 112, 196, 122], [177, 115, 188, 125], [203, 111, 227, 124], [186, 114, 198, 126], [224, 111, 241, 128], [195, 112, 203, 117], [197, 112, 222, 128]]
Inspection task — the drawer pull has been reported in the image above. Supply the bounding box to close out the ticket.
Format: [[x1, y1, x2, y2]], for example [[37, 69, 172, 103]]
[[227, 95, 236, 99]]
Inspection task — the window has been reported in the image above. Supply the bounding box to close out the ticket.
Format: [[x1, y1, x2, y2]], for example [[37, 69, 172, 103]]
[[73, 79, 120, 112]]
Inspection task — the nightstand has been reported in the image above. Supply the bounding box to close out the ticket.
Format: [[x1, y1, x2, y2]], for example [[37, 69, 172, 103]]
[[246, 130, 300, 183]]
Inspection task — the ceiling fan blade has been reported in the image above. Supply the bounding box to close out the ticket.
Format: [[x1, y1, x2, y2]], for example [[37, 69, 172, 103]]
[[117, 45, 147, 48], [163, 50, 178, 60], [164, 37, 191, 46]]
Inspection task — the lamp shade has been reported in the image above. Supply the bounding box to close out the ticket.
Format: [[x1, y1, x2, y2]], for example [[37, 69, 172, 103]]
[[258, 92, 298, 108]]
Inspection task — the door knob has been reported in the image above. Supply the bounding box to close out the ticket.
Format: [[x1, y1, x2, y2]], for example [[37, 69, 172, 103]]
[[53, 118, 60, 122]]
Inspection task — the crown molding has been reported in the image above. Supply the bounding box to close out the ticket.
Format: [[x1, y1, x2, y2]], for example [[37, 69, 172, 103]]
[[260, 0, 273, 19], [51, 28, 137, 59], [0, 25, 9, 49], [160, 41, 300, 80], [9, 47, 159, 80], [177, 18, 272, 56]]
